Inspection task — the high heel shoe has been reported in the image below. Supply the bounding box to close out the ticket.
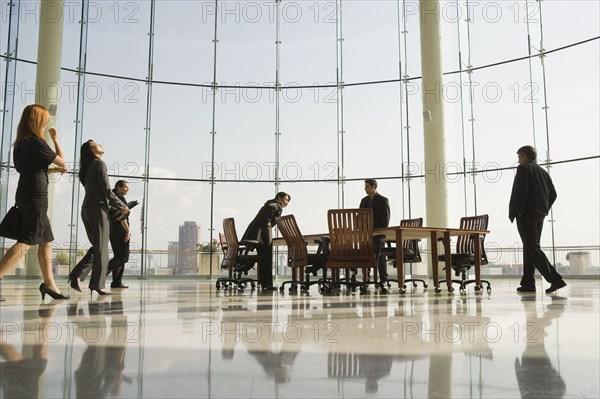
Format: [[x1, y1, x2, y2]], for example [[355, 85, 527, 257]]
[[68, 276, 82, 292], [39, 283, 70, 300], [89, 288, 112, 298]]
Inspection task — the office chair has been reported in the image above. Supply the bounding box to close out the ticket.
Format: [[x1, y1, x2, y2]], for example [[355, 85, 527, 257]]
[[379, 218, 428, 292], [275, 214, 329, 294], [438, 214, 491, 293], [216, 218, 260, 291]]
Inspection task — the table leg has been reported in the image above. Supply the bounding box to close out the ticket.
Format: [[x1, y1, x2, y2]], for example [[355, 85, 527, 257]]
[[396, 230, 405, 293], [474, 233, 482, 289], [444, 231, 453, 292], [430, 231, 439, 291]]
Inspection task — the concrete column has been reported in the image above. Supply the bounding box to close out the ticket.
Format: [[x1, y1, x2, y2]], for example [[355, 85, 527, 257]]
[[26, 0, 64, 276], [419, 0, 448, 277]]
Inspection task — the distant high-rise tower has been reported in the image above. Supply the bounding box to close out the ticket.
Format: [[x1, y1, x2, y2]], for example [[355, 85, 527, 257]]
[[168, 241, 179, 270], [178, 221, 199, 275]]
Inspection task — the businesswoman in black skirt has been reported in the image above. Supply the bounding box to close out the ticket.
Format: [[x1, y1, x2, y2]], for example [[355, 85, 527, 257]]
[[0, 104, 69, 301], [74, 140, 128, 296]]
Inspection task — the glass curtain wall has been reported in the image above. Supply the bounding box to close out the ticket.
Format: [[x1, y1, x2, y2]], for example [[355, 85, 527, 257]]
[[1, 0, 598, 277]]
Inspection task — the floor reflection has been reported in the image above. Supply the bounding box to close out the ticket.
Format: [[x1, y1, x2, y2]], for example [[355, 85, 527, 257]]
[[0, 279, 597, 398], [69, 296, 130, 398], [515, 295, 566, 399], [0, 301, 56, 398]]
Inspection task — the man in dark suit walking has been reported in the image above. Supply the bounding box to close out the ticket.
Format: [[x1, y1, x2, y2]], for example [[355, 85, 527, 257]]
[[509, 145, 566, 294], [359, 179, 390, 281]]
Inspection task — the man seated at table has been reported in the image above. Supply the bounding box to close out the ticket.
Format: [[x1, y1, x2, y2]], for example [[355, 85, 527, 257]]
[[359, 179, 390, 281]]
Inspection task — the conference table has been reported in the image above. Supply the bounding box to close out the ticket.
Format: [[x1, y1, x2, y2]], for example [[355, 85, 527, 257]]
[[273, 225, 489, 293]]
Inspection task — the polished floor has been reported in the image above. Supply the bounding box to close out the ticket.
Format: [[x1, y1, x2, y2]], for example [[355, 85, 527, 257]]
[[0, 278, 598, 398]]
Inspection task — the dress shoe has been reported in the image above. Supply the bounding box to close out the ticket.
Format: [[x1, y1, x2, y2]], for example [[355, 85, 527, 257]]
[[545, 280, 567, 294], [39, 283, 70, 300], [89, 288, 112, 297], [0, 297, 5, 302], [68, 276, 82, 292], [516, 286, 536, 293], [110, 283, 129, 289]]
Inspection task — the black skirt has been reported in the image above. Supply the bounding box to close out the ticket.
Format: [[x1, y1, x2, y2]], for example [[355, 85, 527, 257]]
[[15, 173, 54, 245]]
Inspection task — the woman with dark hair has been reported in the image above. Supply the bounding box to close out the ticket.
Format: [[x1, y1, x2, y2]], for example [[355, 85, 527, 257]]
[[242, 192, 291, 290], [0, 104, 68, 301], [70, 140, 128, 296]]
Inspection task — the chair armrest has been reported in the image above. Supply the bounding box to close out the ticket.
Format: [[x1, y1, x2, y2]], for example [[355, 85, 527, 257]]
[[239, 239, 259, 252]]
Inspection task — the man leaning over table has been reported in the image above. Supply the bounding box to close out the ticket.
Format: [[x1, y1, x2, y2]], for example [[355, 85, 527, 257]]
[[242, 192, 291, 291]]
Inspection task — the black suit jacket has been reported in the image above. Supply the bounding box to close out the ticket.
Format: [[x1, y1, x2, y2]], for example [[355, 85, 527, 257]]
[[509, 161, 557, 222], [82, 159, 127, 211], [359, 193, 390, 228], [242, 199, 283, 245]]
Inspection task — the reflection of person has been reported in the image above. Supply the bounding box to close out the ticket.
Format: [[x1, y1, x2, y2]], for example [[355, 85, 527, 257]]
[[69, 140, 128, 296], [0, 301, 59, 396], [71, 296, 131, 398], [70, 181, 132, 290], [242, 192, 291, 290], [241, 301, 301, 384], [514, 296, 566, 398], [509, 146, 566, 294], [359, 179, 390, 281], [246, 347, 298, 383], [0, 104, 68, 301], [359, 353, 393, 394]]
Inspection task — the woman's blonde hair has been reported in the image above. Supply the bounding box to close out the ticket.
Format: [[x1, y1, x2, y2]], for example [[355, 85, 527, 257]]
[[14, 104, 50, 147]]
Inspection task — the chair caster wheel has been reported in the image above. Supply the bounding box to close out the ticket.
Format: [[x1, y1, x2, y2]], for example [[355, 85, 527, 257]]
[[423, 283, 429, 288]]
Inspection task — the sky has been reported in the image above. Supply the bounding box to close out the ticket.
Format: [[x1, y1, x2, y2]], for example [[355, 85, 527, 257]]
[[1, 0, 599, 267]]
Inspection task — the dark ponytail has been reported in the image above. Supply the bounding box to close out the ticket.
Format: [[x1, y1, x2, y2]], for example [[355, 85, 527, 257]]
[[79, 140, 95, 186]]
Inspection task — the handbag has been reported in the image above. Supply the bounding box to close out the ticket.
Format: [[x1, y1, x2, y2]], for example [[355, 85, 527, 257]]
[[0, 206, 23, 240]]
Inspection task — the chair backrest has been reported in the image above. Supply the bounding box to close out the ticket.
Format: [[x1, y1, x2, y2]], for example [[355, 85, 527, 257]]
[[456, 214, 489, 265], [218, 232, 228, 256], [400, 217, 423, 262], [327, 208, 375, 264], [275, 215, 309, 268], [222, 218, 239, 269]]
